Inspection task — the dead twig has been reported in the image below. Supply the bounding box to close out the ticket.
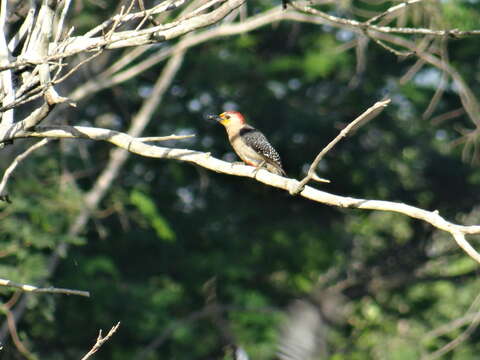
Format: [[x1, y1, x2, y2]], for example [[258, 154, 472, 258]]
[[290, 99, 391, 195], [80, 322, 121, 360]]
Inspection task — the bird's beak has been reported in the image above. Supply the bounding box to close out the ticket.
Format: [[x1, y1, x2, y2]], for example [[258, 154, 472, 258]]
[[207, 115, 222, 122], [208, 113, 228, 126]]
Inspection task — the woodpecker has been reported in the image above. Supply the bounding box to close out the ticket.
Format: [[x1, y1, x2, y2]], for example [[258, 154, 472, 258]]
[[209, 111, 286, 176]]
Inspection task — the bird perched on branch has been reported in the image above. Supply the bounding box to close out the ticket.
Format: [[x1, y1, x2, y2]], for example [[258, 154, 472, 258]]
[[209, 111, 286, 176]]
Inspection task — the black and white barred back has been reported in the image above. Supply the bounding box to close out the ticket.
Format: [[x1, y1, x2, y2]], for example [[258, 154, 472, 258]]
[[239, 126, 285, 175]]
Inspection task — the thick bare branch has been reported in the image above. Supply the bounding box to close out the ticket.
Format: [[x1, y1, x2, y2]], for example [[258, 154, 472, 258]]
[[0, 0, 244, 74], [7, 123, 480, 263]]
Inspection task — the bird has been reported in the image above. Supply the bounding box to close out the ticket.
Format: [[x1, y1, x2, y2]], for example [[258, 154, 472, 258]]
[[209, 111, 286, 176]]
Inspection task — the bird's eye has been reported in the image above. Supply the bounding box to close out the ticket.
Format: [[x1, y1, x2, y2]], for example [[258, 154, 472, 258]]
[[226, 115, 231, 119]]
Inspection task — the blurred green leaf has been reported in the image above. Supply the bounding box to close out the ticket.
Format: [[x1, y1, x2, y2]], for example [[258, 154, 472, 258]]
[[130, 189, 176, 242]]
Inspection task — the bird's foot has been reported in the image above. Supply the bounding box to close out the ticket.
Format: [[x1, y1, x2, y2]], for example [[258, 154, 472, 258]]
[[251, 160, 266, 179]]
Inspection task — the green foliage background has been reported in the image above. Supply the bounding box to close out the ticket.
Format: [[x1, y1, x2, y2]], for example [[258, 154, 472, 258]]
[[1, 0, 480, 359]]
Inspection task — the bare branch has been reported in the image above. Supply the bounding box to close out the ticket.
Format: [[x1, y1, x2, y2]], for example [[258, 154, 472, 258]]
[[80, 322, 121, 360], [83, 0, 188, 38], [291, 1, 480, 37], [7, 5, 36, 52], [0, 93, 67, 142], [0, 278, 90, 297], [6, 122, 480, 263], [372, 31, 480, 127], [291, 99, 391, 195], [52, 50, 103, 86], [23, 0, 244, 63], [3, 304, 34, 358], [365, 0, 424, 25], [0, 138, 50, 202], [369, 35, 413, 57], [53, 0, 72, 46], [422, 37, 449, 119]]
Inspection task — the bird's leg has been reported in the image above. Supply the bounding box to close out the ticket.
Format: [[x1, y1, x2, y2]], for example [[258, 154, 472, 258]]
[[252, 160, 266, 178]]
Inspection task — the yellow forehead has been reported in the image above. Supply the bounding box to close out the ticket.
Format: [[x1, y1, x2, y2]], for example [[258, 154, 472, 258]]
[[219, 112, 229, 125]]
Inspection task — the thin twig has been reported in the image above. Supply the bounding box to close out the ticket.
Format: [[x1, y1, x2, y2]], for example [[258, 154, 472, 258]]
[[422, 293, 480, 359], [52, 49, 103, 86], [400, 58, 426, 84], [80, 322, 121, 360], [423, 37, 450, 119], [365, 0, 424, 25], [431, 108, 465, 125], [83, 0, 187, 38], [0, 278, 90, 297], [369, 35, 413, 57], [3, 305, 34, 358], [0, 139, 50, 201], [53, 0, 72, 45], [290, 99, 391, 195]]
